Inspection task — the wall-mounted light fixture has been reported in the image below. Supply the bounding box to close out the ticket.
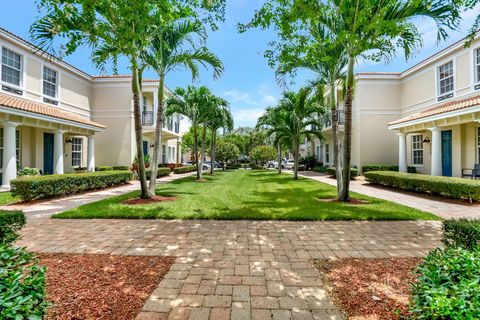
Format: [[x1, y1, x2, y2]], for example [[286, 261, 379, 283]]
[[65, 137, 73, 143], [422, 137, 431, 143]]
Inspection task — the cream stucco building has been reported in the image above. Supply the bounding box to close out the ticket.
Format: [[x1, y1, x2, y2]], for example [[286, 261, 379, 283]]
[[0, 27, 185, 188], [314, 35, 480, 178]]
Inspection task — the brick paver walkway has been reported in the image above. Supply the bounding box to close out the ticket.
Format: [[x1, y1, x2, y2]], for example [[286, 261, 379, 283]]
[[298, 171, 480, 219], [18, 219, 441, 320]]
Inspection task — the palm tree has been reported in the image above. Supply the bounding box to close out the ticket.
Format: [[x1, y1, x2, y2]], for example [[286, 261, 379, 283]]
[[142, 18, 223, 193], [166, 86, 212, 180], [258, 88, 324, 179], [314, 0, 457, 201], [257, 107, 287, 175], [207, 98, 233, 175]]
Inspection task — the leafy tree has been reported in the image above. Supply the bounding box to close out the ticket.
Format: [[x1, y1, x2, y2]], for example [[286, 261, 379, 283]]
[[215, 141, 240, 170], [250, 145, 277, 165], [242, 0, 460, 200], [206, 98, 233, 174], [31, 0, 225, 199], [181, 125, 211, 155], [142, 18, 223, 193]]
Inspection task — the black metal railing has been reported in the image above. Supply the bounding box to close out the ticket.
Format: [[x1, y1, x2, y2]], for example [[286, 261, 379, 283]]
[[323, 110, 345, 128], [142, 111, 154, 126]]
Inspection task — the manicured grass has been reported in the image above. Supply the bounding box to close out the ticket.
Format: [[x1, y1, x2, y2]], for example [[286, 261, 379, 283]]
[[54, 170, 439, 221], [0, 192, 21, 205]]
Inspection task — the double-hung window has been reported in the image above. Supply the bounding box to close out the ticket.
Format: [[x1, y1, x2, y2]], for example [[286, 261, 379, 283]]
[[478, 127, 480, 163], [412, 135, 424, 165], [43, 66, 58, 98], [438, 61, 454, 100], [71, 137, 82, 167], [325, 144, 330, 164], [475, 48, 480, 90], [1, 47, 22, 87]]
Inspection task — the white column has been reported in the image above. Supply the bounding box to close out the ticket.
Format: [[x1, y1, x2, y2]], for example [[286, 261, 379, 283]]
[[430, 127, 442, 176], [153, 91, 158, 124], [87, 135, 95, 172], [397, 132, 407, 173], [2, 122, 17, 188], [54, 130, 64, 174]]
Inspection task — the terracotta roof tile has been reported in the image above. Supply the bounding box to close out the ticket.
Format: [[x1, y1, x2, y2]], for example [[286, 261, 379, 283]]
[[0, 92, 105, 129], [389, 94, 480, 126]]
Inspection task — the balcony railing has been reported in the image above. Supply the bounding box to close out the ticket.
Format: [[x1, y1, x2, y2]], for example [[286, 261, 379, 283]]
[[323, 110, 345, 128], [142, 111, 154, 126]]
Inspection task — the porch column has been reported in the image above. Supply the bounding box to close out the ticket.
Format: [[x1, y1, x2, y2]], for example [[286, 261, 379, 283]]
[[430, 127, 442, 176], [87, 135, 95, 172], [54, 130, 64, 174], [2, 122, 17, 188], [397, 132, 407, 173], [153, 91, 158, 124]]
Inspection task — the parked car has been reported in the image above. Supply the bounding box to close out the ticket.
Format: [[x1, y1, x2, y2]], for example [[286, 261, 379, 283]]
[[182, 161, 193, 166], [267, 161, 277, 168], [283, 160, 295, 170]]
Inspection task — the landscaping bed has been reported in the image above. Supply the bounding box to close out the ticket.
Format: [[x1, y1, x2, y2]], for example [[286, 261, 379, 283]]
[[40, 253, 174, 320], [315, 258, 421, 320]]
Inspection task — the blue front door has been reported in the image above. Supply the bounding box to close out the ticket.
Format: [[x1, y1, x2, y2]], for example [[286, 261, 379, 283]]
[[143, 141, 149, 156], [43, 133, 54, 174], [441, 130, 452, 177]]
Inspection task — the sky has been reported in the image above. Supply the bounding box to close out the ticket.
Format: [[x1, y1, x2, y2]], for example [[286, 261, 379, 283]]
[[0, 0, 479, 128]]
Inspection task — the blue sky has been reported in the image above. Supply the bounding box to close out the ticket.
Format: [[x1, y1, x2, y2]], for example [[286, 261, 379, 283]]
[[0, 0, 478, 127]]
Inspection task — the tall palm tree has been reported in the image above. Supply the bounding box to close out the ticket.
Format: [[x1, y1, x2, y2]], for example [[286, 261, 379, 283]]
[[257, 107, 287, 175], [142, 18, 223, 193], [314, 0, 458, 201], [207, 98, 233, 175]]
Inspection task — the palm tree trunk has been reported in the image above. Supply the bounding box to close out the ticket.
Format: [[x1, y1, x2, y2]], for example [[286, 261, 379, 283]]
[[210, 129, 216, 175], [131, 64, 151, 198], [277, 141, 282, 174], [339, 56, 355, 202], [148, 72, 165, 194], [293, 138, 299, 180], [194, 125, 200, 180], [330, 85, 343, 198], [199, 124, 207, 179]]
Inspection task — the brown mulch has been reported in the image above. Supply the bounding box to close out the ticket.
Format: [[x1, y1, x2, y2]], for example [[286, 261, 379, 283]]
[[39, 253, 175, 320], [317, 198, 370, 205], [315, 258, 421, 320], [122, 195, 177, 205]]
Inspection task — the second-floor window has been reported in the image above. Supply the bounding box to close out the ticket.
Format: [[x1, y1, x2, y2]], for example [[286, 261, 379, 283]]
[[475, 48, 480, 86], [325, 143, 330, 164], [71, 137, 82, 167], [438, 61, 454, 98], [142, 96, 147, 112], [1, 47, 22, 87], [412, 134, 423, 165], [43, 66, 58, 98]]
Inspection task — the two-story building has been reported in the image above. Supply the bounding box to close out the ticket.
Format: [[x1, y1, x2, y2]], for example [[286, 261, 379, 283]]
[[0, 27, 184, 188], [314, 35, 480, 177]]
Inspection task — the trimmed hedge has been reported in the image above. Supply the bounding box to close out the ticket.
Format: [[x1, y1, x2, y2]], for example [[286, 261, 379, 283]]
[[226, 163, 241, 169], [11, 171, 133, 201], [145, 167, 171, 179], [364, 171, 480, 201], [0, 210, 25, 245], [443, 219, 480, 249], [112, 165, 129, 171], [313, 166, 328, 173], [95, 166, 113, 171], [173, 165, 196, 174], [361, 164, 416, 174], [410, 245, 480, 319], [326, 167, 359, 178]]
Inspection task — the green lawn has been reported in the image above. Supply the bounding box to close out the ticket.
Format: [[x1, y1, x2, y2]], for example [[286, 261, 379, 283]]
[[0, 192, 21, 206], [54, 170, 439, 220]]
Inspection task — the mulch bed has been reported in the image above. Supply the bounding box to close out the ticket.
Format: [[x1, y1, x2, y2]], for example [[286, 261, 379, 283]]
[[315, 258, 421, 320], [122, 195, 177, 205], [39, 254, 175, 320]]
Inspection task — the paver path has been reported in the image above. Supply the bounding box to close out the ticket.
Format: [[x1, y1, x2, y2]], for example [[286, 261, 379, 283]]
[[18, 219, 441, 320], [298, 171, 480, 219], [2, 172, 196, 222]]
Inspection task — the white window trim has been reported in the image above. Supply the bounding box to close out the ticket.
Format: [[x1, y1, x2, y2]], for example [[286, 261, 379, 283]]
[[0, 45, 25, 93], [71, 137, 83, 167], [473, 44, 480, 89], [324, 143, 330, 165], [41, 64, 61, 102], [436, 60, 455, 100], [411, 134, 424, 167]]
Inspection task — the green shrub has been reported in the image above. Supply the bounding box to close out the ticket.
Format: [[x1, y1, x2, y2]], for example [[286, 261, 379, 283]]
[[173, 165, 196, 174], [364, 171, 480, 201], [361, 164, 416, 174], [145, 167, 171, 179], [326, 167, 359, 178], [0, 245, 48, 319], [313, 166, 328, 173], [443, 219, 480, 249], [112, 165, 129, 171], [0, 210, 25, 245], [410, 245, 480, 319], [226, 163, 241, 169], [95, 166, 113, 171], [17, 167, 40, 177], [11, 171, 133, 201], [249, 162, 264, 170]]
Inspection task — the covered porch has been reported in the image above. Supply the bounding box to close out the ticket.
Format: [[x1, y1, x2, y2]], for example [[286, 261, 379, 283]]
[[389, 95, 480, 177], [0, 93, 105, 188]]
